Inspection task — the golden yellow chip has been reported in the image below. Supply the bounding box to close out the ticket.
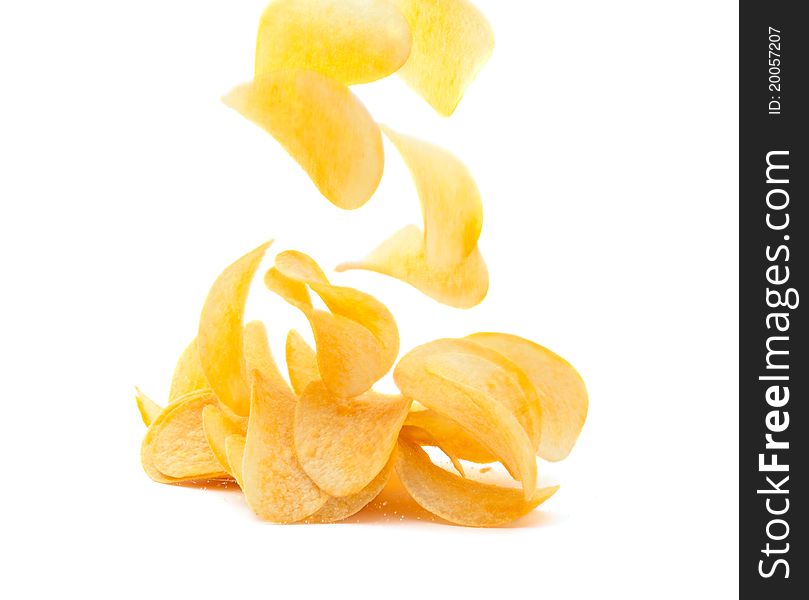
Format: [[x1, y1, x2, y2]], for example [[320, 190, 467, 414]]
[[295, 380, 410, 496], [135, 387, 163, 427], [398, 338, 542, 451], [383, 126, 483, 269], [202, 404, 246, 477], [244, 320, 286, 384], [225, 434, 246, 488], [394, 347, 537, 495], [168, 338, 208, 403], [141, 390, 228, 483], [396, 438, 557, 527], [308, 454, 395, 523], [285, 330, 319, 396], [198, 242, 270, 417], [242, 369, 329, 522], [468, 333, 589, 461], [224, 71, 384, 210], [267, 250, 399, 397], [390, 0, 494, 116], [255, 0, 412, 85], [337, 224, 489, 308]]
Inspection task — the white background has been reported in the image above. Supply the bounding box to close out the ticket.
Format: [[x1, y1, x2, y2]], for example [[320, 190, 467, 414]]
[[0, 1, 739, 597]]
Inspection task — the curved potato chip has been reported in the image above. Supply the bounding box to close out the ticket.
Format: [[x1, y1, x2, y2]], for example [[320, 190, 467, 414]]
[[467, 333, 589, 461], [224, 71, 384, 210], [135, 387, 162, 427], [198, 242, 270, 416], [168, 338, 208, 403], [394, 348, 536, 494], [141, 390, 228, 483], [267, 251, 399, 397], [286, 330, 319, 396], [390, 0, 494, 116], [398, 338, 542, 451], [337, 225, 488, 308], [255, 0, 412, 86], [244, 320, 286, 384], [383, 127, 483, 269], [295, 381, 411, 496], [308, 454, 395, 523], [396, 438, 558, 527], [202, 404, 246, 477], [400, 425, 465, 477], [242, 370, 329, 522], [403, 410, 495, 464], [225, 435, 246, 488]]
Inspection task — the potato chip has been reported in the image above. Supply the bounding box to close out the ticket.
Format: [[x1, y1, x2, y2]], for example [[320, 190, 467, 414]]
[[202, 404, 246, 477], [390, 0, 494, 116], [135, 387, 163, 427], [141, 390, 228, 483], [398, 338, 542, 451], [198, 242, 270, 417], [244, 320, 286, 384], [255, 0, 412, 86], [383, 126, 483, 269], [225, 434, 246, 488], [295, 381, 410, 496], [267, 250, 399, 397], [394, 347, 537, 494], [337, 224, 489, 308], [404, 409, 495, 464], [224, 71, 384, 210], [168, 338, 208, 403], [396, 438, 557, 527], [242, 369, 329, 522], [467, 333, 589, 461], [285, 330, 319, 396], [308, 454, 395, 523]]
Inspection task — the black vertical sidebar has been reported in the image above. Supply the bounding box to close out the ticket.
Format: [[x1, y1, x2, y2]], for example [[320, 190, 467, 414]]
[[740, 1, 806, 598]]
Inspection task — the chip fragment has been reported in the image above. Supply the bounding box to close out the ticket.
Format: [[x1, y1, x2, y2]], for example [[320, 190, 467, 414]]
[[224, 71, 384, 210], [135, 388, 163, 427], [198, 242, 270, 417], [396, 438, 557, 527], [467, 333, 589, 461], [295, 380, 411, 496], [390, 0, 494, 116], [255, 0, 412, 85]]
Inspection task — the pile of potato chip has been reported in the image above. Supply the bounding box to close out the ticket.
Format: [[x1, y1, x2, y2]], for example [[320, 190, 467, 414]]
[[137, 0, 588, 527]]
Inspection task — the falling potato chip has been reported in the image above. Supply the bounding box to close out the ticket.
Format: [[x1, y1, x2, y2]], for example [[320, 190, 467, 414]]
[[255, 0, 412, 86], [267, 250, 400, 397], [242, 369, 329, 522], [390, 0, 494, 116], [285, 330, 320, 396], [308, 454, 395, 523], [394, 346, 537, 495], [224, 71, 384, 210], [383, 126, 483, 269], [141, 390, 228, 483], [202, 404, 246, 477], [226, 435, 246, 488], [404, 408, 495, 464], [396, 438, 557, 527], [398, 338, 542, 451], [168, 338, 209, 403], [468, 333, 589, 461], [295, 380, 411, 496], [337, 225, 488, 308], [135, 387, 163, 427], [198, 242, 270, 417]]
